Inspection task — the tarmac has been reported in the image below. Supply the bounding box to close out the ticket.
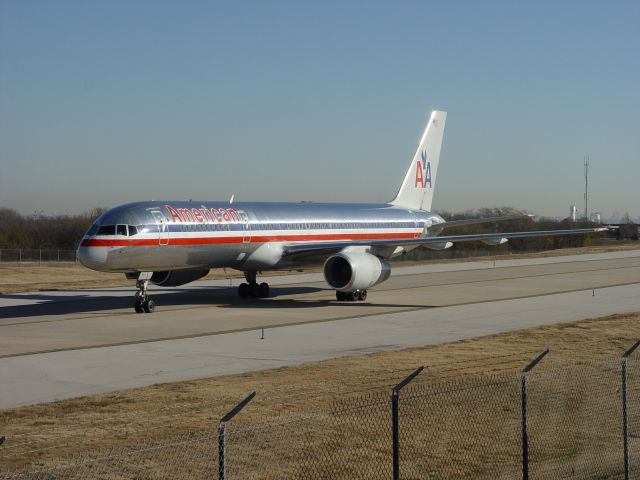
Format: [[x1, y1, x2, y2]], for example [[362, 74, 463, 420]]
[[1, 250, 639, 409]]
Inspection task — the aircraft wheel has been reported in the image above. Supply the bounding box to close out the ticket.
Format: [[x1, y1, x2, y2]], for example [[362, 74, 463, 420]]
[[349, 291, 360, 301], [238, 283, 250, 298], [259, 282, 270, 298], [143, 299, 155, 313], [358, 289, 367, 301], [134, 300, 144, 313], [336, 291, 344, 301], [250, 283, 261, 298]]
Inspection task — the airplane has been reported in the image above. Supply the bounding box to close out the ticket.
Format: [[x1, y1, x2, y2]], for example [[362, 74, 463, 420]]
[[77, 110, 607, 313]]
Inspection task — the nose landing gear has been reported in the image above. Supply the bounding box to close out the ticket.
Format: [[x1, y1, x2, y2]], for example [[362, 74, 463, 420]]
[[238, 271, 271, 299], [336, 289, 367, 302], [134, 272, 155, 313]]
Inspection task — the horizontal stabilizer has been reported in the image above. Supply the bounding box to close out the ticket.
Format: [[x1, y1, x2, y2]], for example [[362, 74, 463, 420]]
[[436, 214, 534, 229]]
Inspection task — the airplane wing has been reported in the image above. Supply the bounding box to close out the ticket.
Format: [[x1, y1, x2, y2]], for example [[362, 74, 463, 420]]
[[282, 227, 609, 257]]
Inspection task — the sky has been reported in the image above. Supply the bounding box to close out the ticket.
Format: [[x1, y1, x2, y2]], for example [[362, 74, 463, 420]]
[[0, 0, 638, 220]]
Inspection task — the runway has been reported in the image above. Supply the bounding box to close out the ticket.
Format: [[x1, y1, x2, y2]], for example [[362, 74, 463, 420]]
[[1, 250, 639, 409]]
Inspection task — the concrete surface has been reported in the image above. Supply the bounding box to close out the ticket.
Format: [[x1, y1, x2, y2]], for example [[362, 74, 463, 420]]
[[1, 250, 639, 408]]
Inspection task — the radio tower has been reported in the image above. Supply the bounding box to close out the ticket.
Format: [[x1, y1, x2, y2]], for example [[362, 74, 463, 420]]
[[583, 156, 590, 221]]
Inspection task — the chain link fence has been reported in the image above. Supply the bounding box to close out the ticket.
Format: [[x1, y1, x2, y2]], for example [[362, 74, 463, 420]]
[[1, 351, 638, 479], [527, 359, 623, 478], [0, 249, 78, 263]]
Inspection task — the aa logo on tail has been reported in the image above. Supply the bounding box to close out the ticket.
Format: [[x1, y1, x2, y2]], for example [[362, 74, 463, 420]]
[[414, 150, 432, 189]]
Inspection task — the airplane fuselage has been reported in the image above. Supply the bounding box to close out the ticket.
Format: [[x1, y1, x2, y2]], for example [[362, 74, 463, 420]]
[[77, 201, 445, 273]]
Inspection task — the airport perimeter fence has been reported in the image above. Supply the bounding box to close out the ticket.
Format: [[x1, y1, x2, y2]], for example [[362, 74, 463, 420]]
[[0, 249, 78, 263], [2, 348, 640, 480]]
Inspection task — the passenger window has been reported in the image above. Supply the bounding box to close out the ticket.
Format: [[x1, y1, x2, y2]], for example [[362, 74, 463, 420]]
[[116, 225, 127, 236], [97, 225, 116, 235], [128, 225, 138, 236]]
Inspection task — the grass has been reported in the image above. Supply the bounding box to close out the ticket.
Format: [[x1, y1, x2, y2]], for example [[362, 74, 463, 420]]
[[1, 311, 639, 478]]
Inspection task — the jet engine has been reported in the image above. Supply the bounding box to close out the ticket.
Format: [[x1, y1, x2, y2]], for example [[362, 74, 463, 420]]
[[151, 269, 210, 287], [323, 252, 391, 292]]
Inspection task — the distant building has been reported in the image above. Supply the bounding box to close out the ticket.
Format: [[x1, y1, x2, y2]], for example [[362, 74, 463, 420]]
[[569, 205, 577, 222], [591, 212, 601, 224]]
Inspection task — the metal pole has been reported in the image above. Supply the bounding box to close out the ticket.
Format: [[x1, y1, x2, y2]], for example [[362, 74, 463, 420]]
[[218, 423, 226, 480], [392, 391, 399, 480], [623, 341, 640, 480], [391, 366, 424, 480], [218, 392, 256, 480], [19, 248, 21, 263], [623, 357, 629, 480], [521, 373, 529, 480], [521, 349, 549, 480], [584, 156, 589, 221], [39, 249, 42, 265]]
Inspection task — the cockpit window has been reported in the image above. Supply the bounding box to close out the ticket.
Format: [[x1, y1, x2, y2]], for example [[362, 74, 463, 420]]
[[97, 225, 116, 235], [92, 224, 140, 236]]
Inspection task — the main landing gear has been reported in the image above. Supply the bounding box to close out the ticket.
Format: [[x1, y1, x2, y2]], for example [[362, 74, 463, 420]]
[[336, 289, 367, 302], [238, 271, 270, 299], [134, 272, 155, 313]]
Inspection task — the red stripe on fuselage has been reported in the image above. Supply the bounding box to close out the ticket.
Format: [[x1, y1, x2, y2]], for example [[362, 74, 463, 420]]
[[80, 232, 417, 247]]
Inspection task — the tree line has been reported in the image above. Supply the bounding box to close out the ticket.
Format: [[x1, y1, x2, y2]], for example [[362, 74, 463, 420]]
[[406, 206, 627, 261], [0, 206, 633, 252], [0, 208, 106, 250]]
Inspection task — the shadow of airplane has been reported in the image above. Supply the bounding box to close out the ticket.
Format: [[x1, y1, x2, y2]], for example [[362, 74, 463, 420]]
[[0, 286, 317, 319], [0, 285, 433, 320]]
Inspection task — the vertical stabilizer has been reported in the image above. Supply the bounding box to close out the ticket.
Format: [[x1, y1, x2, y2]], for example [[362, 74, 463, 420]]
[[390, 110, 446, 211]]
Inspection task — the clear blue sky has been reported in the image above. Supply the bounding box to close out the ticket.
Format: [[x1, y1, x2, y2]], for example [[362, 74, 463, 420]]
[[1, 0, 638, 220]]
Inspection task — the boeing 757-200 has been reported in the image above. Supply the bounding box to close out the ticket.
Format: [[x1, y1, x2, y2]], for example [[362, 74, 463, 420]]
[[77, 111, 606, 313]]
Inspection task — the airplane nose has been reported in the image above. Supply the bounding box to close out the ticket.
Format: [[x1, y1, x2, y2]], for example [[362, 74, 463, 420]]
[[77, 245, 108, 270]]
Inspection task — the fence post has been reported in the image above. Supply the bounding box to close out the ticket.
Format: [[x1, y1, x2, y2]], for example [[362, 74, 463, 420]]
[[623, 341, 640, 480], [57, 249, 60, 262], [218, 391, 256, 480], [392, 366, 424, 480], [521, 349, 549, 480], [19, 248, 22, 263], [39, 249, 42, 265], [218, 422, 226, 480]]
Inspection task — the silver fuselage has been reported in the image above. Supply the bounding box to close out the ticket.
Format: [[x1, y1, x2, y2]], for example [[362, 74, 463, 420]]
[[77, 201, 445, 273]]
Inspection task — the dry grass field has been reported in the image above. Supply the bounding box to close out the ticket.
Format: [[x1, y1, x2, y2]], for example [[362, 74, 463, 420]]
[[0, 242, 638, 294], [1, 311, 639, 478]]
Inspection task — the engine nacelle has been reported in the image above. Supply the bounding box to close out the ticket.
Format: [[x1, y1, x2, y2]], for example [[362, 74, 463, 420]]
[[323, 252, 391, 292], [151, 269, 210, 287]]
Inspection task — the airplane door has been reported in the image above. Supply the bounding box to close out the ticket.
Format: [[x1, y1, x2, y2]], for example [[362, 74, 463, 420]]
[[151, 211, 169, 245], [240, 212, 251, 243]]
